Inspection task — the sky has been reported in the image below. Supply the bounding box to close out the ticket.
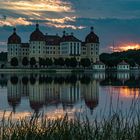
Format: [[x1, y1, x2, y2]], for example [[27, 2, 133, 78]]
[[0, 0, 140, 52]]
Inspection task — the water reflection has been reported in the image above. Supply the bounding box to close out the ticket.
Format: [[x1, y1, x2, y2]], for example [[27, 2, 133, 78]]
[[0, 72, 140, 120], [6, 74, 102, 115]]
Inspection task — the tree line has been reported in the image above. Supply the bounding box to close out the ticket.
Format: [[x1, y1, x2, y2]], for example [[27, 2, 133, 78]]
[[10, 57, 92, 68], [100, 49, 140, 67]]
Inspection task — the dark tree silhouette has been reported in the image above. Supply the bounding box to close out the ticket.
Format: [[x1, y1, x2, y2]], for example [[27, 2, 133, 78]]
[[46, 58, 53, 67], [70, 58, 77, 68], [11, 57, 18, 67], [30, 57, 36, 67], [22, 57, 29, 66], [54, 57, 65, 67], [65, 58, 71, 67], [39, 58, 45, 67], [80, 58, 91, 68]]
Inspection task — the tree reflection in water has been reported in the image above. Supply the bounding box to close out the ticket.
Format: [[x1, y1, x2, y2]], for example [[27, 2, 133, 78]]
[[0, 72, 139, 120]]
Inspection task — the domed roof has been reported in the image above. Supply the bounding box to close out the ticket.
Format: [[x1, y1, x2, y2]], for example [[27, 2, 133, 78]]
[[30, 24, 45, 41], [85, 27, 99, 43], [8, 28, 21, 44]]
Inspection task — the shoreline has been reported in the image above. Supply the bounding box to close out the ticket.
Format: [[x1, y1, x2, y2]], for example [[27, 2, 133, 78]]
[[0, 68, 139, 74]]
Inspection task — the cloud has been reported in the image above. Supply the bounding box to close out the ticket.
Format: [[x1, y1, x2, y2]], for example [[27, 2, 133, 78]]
[[46, 22, 85, 30], [0, 17, 32, 26], [0, 0, 80, 29], [45, 16, 76, 24], [0, 0, 73, 14], [0, 0, 140, 52]]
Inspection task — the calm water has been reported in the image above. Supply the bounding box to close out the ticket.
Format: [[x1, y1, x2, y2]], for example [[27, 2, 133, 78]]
[[0, 72, 140, 120]]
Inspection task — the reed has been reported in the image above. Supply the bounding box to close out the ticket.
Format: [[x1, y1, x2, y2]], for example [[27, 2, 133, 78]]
[[0, 111, 140, 140]]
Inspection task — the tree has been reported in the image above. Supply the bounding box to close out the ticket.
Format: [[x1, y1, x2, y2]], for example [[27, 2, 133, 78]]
[[80, 58, 91, 68], [11, 57, 18, 67], [39, 58, 45, 67], [53, 58, 58, 66], [46, 58, 53, 67], [30, 57, 36, 67], [65, 58, 71, 67], [57, 58, 65, 66], [53, 58, 65, 67], [70, 58, 77, 68], [22, 57, 29, 66]]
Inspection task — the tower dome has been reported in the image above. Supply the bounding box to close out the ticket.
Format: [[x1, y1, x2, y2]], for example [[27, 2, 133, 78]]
[[8, 28, 21, 44], [85, 27, 99, 43], [30, 24, 45, 41]]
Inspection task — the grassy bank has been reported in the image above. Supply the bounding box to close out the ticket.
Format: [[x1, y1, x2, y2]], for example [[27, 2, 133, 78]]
[[0, 113, 140, 140]]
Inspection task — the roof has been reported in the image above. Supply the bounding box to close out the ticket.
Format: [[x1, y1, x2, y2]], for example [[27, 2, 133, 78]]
[[93, 61, 105, 65], [21, 43, 29, 48], [30, 24, 45, 41], [118, 61, 129, 65], [45, 35, 61, 45], [60, 34, 81, 42], [85, 27, 99, 43], [8, 28, 21, 44]]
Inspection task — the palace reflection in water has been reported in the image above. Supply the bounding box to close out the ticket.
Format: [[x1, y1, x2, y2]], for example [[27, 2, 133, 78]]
[[0, 72, 140, 119]]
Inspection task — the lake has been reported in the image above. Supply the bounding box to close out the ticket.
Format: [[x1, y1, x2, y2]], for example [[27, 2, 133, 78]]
[[0, 72, 140, 121]]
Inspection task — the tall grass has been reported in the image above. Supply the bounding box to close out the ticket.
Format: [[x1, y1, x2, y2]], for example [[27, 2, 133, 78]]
[[0, 111, 140, 140]]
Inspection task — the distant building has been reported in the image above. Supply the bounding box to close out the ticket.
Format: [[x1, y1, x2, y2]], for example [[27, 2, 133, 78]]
[[7, 24, 100, 68], [92, 61, 106, 71], [117, 61, 130, 71]]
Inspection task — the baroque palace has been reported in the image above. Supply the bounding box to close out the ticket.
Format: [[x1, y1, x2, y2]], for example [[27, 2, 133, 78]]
[[7, 24, 100, 67]]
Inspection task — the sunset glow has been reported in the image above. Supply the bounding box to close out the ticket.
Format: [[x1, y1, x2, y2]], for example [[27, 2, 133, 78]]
[[112, 87, 140, 99], [110, 43, 140, 52]]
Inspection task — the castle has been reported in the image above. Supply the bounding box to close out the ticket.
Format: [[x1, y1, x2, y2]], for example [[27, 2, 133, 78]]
[[7, 24, 100, 68]]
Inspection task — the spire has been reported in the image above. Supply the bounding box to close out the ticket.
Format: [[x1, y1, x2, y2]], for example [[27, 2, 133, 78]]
[[36, 23, 39, 30], [91, 26, 94, 33], [63, 30, 66, 36], [13, 27, 16, 34]]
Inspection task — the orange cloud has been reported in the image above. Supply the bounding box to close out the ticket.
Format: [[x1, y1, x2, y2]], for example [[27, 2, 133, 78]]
[[0, 17, 32, 26], [110, 43, 140, 52]]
